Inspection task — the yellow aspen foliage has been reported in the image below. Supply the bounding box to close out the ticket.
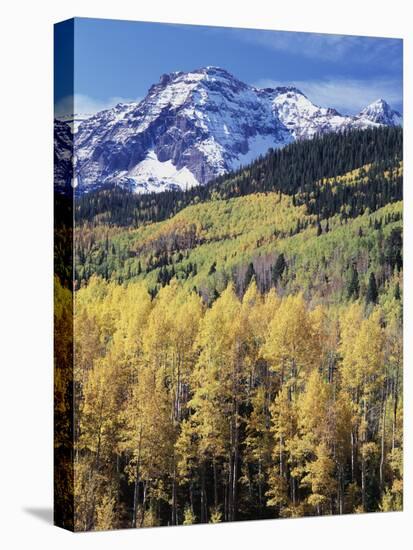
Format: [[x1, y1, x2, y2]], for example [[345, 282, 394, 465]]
[[309, 305, 339, 380], [122, 361, 173, 483], [190, 285, 242, 462], [298, 369, 333, 448], [183, 506, 196, 525], [95, 495, 117, 531], [263, 294, 320, 391], [301, 443, 336, 514], [240, 281, 264, 376], [70, 253, 403, 527], [79, 357, 118, 456], [176, 418, 198, 482], [339, 302, 365, 394], [270, 386, 296, 464], [245, 386, 272, 465], [380, 446, 403, 511], [74, 351, 122, 530], [267, 387, 296, 511], [209, 507, 223, 523], [352, 308, 385, 400]]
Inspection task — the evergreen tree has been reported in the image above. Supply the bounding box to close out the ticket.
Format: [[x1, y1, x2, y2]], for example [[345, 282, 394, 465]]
[[366, 272, 378, 304], [208, 261, 217, 275], [244, 262, 255, 291], [347, 266, 360, 300], [384, 228, 402, 271], [272, 253, 286, 285], [394, 282, 401, 301]]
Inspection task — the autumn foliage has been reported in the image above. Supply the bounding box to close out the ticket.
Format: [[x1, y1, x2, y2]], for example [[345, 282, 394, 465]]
[[68, 275, 402, 530], [54, 127, 403, 530]]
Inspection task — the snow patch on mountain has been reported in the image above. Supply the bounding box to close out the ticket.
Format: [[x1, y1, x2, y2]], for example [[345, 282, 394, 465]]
[[195, 137, 227, 176], [229, 134, 284, 170], [114, 150, 199, 193]]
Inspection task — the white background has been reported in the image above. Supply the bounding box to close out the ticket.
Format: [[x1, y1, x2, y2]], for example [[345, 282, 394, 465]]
[[0, 0, 411, 548]]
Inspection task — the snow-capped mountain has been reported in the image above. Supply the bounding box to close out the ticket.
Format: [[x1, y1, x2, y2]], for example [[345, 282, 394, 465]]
[[54, 67, 402, 193], [71, 67, 292, 193], [357, 99, 403, 127], [266, 87, 358, 140]]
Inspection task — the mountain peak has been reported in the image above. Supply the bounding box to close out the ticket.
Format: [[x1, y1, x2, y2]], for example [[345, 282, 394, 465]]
[[198, 65, 232, 75], [358, 99, 402, 127], [256, 85, 307, 99], [158, 66, 237, 83], [364, 98, 390, 111], [274, 85, 306, 97], [151, 66, 246, 98], [370, 98, 388, 107], [188, 66, 246, 88]]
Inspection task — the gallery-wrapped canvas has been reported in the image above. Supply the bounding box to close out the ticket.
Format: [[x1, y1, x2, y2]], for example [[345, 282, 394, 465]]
[[54, 17, 403, 531]]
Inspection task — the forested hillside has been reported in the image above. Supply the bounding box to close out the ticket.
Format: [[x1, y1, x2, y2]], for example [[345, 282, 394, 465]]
[[75, 126, 402, 227], [55, 126, 403, 530]]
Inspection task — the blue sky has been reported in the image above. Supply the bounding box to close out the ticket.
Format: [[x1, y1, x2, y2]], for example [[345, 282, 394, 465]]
[[55, 17, 403, 116]]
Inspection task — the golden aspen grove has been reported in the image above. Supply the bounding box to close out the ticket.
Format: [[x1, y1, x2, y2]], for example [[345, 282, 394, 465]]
[[55, 127, 403, 530]]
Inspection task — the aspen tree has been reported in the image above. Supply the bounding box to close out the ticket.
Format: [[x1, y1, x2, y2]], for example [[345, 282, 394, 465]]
[[263, 294, 319, 395]]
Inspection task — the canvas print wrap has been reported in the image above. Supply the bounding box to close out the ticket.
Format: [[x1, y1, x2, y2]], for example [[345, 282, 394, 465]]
[[54, 18, 403, 531]]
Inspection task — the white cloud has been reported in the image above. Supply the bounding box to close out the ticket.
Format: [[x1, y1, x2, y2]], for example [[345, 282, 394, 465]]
[[236, 30, 401, 66], [55, 94, 141, 117], [253, 77, 402, 114]]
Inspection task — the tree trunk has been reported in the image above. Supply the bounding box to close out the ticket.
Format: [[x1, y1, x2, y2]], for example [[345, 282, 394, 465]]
[[228, 455, 233, 520], [379, 397, 387, 491], [171, 463, 177, 526], [224, 477, 228, 522], [351, 430, 355, 483], [132, 427, 142, 528], [361, 399, 367, 512], [132, 477, 140, 528], [392, 361, 400, 451], [279, 435, 283, 477], [361, 453, 366, 512], [200, 463, 207, 523], [232, 400, 239, 521], [189, 482, 194, 515], [213, 458, 219, 509], [139, 481, 147, 528]]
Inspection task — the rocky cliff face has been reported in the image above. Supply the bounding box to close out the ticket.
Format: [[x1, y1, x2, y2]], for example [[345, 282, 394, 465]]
[[54, 119, 73, 192]]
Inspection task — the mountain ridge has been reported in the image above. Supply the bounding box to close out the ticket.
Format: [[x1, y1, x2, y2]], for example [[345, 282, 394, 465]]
[[55, 66, 402, 194]]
